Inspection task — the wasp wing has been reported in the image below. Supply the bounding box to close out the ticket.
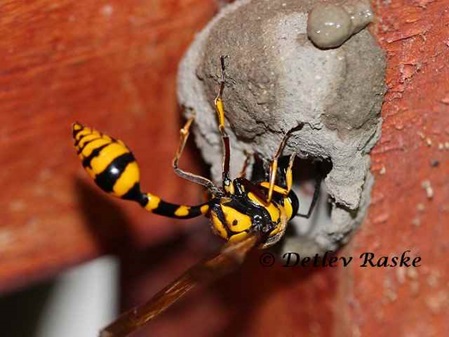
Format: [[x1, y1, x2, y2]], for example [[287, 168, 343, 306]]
[[99, 233, 261, 337]]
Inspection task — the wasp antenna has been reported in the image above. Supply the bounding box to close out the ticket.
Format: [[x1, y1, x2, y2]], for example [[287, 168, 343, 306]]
[[220, 55, 228, 73]]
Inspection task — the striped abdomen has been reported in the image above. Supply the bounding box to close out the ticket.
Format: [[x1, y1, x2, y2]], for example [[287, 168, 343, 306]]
[[72, 122, 209, 219], [73, 122, 141, 201]]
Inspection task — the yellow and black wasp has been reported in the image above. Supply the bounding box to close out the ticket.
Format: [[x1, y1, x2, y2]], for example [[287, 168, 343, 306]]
[[72, 56, 320, 337]]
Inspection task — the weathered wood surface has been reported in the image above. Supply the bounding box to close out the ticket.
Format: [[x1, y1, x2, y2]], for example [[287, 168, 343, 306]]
[[0, 0, 216, 292]]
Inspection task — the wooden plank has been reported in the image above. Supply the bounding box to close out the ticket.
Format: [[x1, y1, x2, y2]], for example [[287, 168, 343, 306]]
[[0, 0, 217, 293]]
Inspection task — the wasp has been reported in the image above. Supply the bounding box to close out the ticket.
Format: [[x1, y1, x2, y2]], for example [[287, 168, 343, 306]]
[[72, 56, 320, 337]]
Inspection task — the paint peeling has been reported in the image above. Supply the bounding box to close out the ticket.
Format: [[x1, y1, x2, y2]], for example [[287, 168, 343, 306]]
[[421, 180, 434, 199]]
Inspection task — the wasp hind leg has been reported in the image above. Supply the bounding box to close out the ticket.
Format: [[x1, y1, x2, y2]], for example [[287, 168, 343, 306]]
[[172, 114, 219, 195]]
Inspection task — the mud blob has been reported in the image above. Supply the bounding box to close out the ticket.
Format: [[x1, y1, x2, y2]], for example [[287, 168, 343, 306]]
[[307, 0, 373, 49]]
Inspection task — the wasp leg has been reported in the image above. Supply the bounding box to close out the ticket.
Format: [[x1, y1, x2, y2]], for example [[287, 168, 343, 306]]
[[267, 133, 290, 202], [266, 123, 307, 202], [214, 55, 232, 193], [261, 153, 321, 218], [99, 233, 261, 337], [237, 151, 252, 178], [296, 159, 327, 219], [172, 115, 220, 195], [296, 177, 321, 219], [267, 124, 304, 202], [265, 127, 321, 217]]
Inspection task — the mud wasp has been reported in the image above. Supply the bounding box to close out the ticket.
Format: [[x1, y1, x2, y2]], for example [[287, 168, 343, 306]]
[[72, 56, 320, 337]]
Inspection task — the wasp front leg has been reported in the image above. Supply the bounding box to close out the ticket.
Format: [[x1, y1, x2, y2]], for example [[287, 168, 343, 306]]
[[266, 122, 308, 202], [263, 146, 321, 219], [214, 55, 233, 193]]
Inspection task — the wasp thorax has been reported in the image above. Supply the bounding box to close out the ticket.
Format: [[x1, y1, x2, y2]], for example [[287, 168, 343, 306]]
[[209, 186, 289, 248]]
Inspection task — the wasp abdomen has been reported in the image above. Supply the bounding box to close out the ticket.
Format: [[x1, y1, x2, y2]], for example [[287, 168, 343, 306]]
[[73, 122, 142, 201], [73, 122, 210, 219], [141, 193, 210, 219]]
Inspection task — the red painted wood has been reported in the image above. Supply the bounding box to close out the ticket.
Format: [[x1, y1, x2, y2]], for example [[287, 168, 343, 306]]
[[0, 0, 217, 293], [347, 1, 449, 336]]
